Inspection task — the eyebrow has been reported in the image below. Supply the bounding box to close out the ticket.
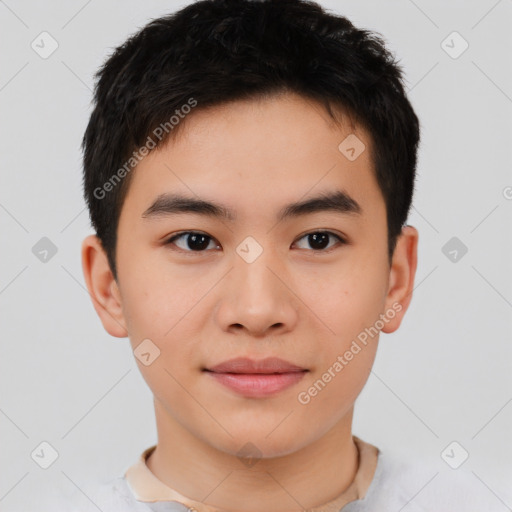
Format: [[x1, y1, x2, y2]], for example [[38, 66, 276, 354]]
[[141, 190, 362, 222]]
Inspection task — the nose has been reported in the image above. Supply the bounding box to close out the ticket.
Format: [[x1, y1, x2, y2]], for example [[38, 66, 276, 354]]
[[215, 245, 299, 337]]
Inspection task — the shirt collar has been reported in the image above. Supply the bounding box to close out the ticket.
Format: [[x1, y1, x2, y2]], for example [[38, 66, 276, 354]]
[[125, 435, 379, 511]]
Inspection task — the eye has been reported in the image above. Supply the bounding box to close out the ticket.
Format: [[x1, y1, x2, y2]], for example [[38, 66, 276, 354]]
[[165, 230, 346, 254], [166, 231, 220, 252], [293, 231, 346, 251]]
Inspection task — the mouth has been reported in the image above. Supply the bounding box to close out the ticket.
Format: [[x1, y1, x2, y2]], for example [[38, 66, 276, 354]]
[[203, 357, 308, 398], [204, 356, 307, 374]]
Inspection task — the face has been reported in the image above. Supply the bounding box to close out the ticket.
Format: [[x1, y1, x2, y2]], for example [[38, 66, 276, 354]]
[[83, 92, 417, 459]]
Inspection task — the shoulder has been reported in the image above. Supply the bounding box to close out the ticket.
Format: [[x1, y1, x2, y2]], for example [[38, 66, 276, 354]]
[[344, 449, 508, 511], [53, 475, 189, 512], [88, 476, 152, 511]]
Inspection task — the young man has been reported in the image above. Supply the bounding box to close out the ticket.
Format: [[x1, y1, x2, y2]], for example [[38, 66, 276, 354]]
[[76, 0, 495, 510]]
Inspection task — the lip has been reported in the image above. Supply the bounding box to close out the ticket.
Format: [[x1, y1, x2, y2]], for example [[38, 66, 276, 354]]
[[204, 357, 308, 398], [206, 357, 306, 374]]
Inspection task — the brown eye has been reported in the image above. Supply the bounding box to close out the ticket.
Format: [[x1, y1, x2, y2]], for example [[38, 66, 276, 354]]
[[294, 231, 345, 251], [166, 232, 219, 252]]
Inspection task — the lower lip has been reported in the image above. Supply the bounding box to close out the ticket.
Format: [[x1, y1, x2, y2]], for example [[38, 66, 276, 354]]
[[205, 371, 307, 398]]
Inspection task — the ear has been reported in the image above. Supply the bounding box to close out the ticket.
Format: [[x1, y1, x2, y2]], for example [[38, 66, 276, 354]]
[[81, 234, 128, 338], [381, 225, 419, 334]]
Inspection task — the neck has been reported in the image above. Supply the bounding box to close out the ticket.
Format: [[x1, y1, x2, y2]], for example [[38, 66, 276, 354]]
[[146, 400, 359, 512]]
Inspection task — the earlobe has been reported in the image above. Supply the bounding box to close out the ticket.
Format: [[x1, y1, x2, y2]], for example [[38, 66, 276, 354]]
[[81, 234, 128, 338], [381, 225, 419, 334]]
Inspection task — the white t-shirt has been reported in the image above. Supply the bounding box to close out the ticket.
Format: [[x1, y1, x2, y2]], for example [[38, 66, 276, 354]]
[[57, 441, 508, 511]]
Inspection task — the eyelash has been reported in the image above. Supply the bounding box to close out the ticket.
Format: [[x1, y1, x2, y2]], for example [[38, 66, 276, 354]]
[[165, 230, 347, 254]]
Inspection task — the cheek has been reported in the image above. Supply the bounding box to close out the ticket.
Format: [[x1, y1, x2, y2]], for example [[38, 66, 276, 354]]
[[119, 270, 211, 387], [120, 280, 201, 404], [297, 258, 388, 339], [119, 259, 205, 340], [292, 252, 389, 403], [296, 273, 384, 414]]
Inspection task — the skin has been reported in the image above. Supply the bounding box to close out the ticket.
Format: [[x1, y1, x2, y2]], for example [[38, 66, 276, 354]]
[[82, 92, 418, 512]]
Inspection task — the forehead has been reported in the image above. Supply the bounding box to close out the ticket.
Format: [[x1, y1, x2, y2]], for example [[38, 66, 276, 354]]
[[168, 93, 368, 167], [121, 92, 383, 222]]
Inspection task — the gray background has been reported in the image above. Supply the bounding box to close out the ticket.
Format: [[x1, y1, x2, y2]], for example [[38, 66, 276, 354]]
[[1, 0, 511, 510]]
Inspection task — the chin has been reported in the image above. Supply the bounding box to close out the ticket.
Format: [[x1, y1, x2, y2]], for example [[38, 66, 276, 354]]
[[211, 427, 311, 461]]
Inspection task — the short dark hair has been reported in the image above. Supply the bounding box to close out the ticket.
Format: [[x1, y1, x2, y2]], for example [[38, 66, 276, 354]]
[[82, 0, 420, 281]]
